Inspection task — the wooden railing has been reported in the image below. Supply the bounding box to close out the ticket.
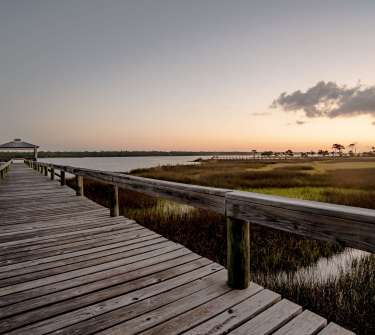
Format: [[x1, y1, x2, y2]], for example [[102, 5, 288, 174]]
[[25, 160, 375, 289], [0, 160, 12, 179]]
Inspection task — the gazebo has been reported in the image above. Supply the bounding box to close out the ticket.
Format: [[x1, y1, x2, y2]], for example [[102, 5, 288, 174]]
[[0, 139, 39, 160]]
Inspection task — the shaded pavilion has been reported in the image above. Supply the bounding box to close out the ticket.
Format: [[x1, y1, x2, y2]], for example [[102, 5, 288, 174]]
[[0, 139, 39, 160]]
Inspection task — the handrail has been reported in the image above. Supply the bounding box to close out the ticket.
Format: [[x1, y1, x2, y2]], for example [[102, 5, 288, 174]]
[[0, 160, 12, 179], [25, 159, 375, 289]]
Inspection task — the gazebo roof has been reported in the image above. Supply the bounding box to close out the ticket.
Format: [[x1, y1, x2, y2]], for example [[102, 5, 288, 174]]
[[0, 139, 39, 149]]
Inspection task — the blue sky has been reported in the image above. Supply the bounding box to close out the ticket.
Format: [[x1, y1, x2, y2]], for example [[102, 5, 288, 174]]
[[1, 1, 375, 151]]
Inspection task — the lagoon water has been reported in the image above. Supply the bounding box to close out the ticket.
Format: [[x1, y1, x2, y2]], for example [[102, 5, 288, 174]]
[[40, 156, 203, 173]]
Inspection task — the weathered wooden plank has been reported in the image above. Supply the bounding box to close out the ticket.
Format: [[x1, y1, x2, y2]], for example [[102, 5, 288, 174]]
[[0, 227, 149, 264], [184, 289, 281, 335], [0, 214, 125, 237], [0, 222, 136, 248], [0, 235, 161, 275], [0, 228, 146, 261], [139, 283, 263, 335], [227, 191, 375, 253], [0, 218, 134, 244], [229, 299, 302, 335], [273, 310, 327, 335], [0, 254, 208, 330], [318, 322, 356, 335], [0, 240, 174, 287], [0, 244, 184, 296], [95, 274, 232, 335], [0, 248, 197, 308], [0, 237, 167, 282], [0, 228, 147, 262], [0, 221, 141, 251], [7, 267, 224, 334]]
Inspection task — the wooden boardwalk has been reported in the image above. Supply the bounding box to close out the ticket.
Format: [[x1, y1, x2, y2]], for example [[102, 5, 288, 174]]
[[0, 163, 354, 334]]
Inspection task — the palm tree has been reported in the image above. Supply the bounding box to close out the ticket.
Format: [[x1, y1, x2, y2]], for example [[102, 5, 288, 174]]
[[285, 149, 293, 157], [332, 144, 345, 156], [332, 144, 338, 155], [348, 143, 357, 155]]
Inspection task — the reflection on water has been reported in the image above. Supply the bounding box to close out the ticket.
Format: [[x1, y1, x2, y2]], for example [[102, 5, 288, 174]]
[[273, 248, 369, 284], [40, 156, 202, 173]]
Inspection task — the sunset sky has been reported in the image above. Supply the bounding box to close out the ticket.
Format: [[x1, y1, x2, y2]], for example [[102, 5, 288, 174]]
[[1, 1, 375, 152]]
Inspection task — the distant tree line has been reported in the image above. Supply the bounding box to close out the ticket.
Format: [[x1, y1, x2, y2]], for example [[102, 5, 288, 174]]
[[2, 146, 375, 161], [249, 144, 375, 158], [0, 150, 252, 160]]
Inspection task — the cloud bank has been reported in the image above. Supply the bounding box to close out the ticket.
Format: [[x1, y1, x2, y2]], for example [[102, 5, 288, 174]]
[[271, 81, 375, 120]]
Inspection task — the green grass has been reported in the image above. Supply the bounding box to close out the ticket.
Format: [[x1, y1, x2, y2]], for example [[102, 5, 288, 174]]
[[244, 186, 375, 209]]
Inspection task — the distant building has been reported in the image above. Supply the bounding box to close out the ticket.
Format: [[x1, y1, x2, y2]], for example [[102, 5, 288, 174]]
[[0, 139, 39, 160]]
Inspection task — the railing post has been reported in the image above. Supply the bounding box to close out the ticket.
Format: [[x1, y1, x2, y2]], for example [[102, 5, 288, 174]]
[[76, 175, 84, 196], [60, 170, 66, 186], [110, 185, 120, 217], [50, 168, 55, 180], [226, 217, 250, 289]]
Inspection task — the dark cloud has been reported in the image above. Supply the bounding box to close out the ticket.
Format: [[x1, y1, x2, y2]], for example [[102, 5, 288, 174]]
[[286, 120, 307, 126], [250, 112, 271, 116], [271, 81, 375, 120]]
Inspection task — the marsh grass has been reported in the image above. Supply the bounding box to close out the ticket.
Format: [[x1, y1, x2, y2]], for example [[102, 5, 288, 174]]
[[255, 254, 375, 334], [68, 159, 375, 334], [133, 160, 375, 190], [70, 175, 343, 273]]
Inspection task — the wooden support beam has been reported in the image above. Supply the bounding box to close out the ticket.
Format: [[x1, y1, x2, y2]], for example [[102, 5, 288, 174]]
[[227, 217, 250, 289], [44, 166, 48, 176], [110, 184, 120, 217], [76, 175, 84, 196], [50, 168, 55, 180], [60, 170, 66, 186]]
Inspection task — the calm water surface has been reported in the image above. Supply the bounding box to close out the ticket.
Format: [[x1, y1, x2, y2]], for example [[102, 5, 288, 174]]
[[40, 156, 203, 173]]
